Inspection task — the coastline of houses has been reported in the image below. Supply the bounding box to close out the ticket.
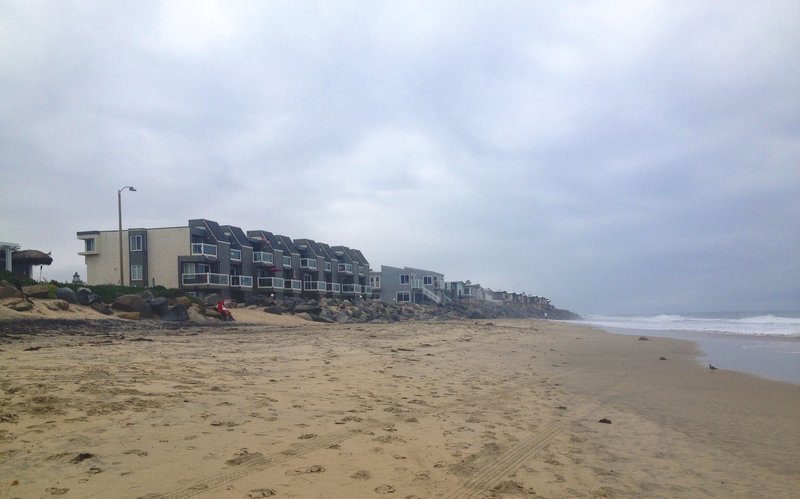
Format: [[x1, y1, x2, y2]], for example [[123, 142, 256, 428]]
[[75, 218, 550, 308]]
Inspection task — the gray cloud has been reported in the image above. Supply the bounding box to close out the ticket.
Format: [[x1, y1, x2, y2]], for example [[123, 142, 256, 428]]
[[1, 0, 798, 314]]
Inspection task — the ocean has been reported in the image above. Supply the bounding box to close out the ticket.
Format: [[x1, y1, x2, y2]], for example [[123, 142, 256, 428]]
[[571, 312, 800, 384]]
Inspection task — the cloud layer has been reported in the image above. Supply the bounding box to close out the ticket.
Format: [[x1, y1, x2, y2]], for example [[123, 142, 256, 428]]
[[2, 1, 798, 314]]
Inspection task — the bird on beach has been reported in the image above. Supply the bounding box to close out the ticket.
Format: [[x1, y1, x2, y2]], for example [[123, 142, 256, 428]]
[[709, 363, 718, 371]]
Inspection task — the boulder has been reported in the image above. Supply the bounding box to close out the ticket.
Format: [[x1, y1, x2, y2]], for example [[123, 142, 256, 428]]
[[176, 296, 192, 307], [138, 289, 155, 302], [295, 303, 322, 314], [263, 306, 284, 315], [295, 312, 314, 321], [55, 287, 77, 303], [22, 284, 50, 298], [76, 287, 101, 305], [7, 300, 33, 311], [149, 297, 170, 316], [91, 302, 113, 315], [162, 304, 189, 322], [0, 281, 23, 299], [49, 299, 70, 311], [187, 305, 212, 323], [112, 294, 152, 318], [204, 293, 222, 307]]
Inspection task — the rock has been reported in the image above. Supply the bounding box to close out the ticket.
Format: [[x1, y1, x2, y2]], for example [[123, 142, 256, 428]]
[[187, 304, 212, 322], [22, 284, 49, 298], [295, 312, 314, 321], [162, 304, 189, 322], [49, 299, 70, 311], [263, 306, 284, 315], [0, 281, 23, 299], [55, 287, 77, 303], [138, 289, 155, 302], [598, 418, 612, 424], [295, 303, 322, 314], [176, 296, 192, 307], [91, 302, 113, 315], [149, 297, 170, 316], [7, 300, 33, 311], [76, 287, 101, 305], [116, 311, 141, 320], [204, 293, 222, 307], [112, 294, 152, 318]]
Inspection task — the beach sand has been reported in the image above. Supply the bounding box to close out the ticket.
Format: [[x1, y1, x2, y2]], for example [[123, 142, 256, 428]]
[[1, 306, 798, 498]]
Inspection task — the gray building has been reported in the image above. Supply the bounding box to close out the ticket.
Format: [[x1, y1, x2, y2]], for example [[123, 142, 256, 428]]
[[374, 265, 446, 304]]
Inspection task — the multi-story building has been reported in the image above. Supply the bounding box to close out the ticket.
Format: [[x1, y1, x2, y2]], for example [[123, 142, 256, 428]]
[[77, 219, 370, 301], [373, 265, 447, 304]]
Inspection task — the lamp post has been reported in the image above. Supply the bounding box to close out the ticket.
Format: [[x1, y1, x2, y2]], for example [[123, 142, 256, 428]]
[[118, 186, 136, 285]]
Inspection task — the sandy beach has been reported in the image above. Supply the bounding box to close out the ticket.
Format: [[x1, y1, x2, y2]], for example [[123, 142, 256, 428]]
[[1, 307, 798, 498]]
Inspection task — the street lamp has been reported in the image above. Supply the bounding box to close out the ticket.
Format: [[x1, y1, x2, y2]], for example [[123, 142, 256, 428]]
[[118, 186, 136, 286]]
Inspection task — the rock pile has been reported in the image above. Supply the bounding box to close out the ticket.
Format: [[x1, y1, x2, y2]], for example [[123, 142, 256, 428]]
[[1, 280, 580, 323], [245, 295, 580, 324]]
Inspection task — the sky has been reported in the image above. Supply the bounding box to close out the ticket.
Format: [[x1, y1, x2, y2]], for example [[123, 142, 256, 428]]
[[1, 0, 798, 316]]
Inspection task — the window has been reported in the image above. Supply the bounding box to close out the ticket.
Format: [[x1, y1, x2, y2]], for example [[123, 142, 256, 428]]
[[423, 275, 433, 286], [400, 274, 410, 285], [396, 292, 411, 302], [370, 275, 380, 288], [130, 264, 143, 281], [84, 239, 95, 252], [129, 235, 143, 251]]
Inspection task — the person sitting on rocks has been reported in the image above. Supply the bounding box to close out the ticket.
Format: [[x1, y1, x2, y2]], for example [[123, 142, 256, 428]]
[[216, 300, 234, 321]]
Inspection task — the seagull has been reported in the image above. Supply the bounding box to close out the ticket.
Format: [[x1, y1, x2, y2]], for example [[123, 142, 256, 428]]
[[709, 363, 718, 371]]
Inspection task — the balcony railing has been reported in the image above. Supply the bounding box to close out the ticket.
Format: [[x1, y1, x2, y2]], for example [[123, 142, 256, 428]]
[[303, 280, 327, 292], [182, 272, 229, 287], [338, 263, 353, 274], [230, 249, 241, 261], [253, 251, 273, 265], [301, 258, 318, 270], [230, 275, 253, 288], [257, 277, 284, 290], [284, 279, 302, 291], [282, 255, 292, 267], [327, 282, 341, 293], [341, 283, 362, 294], [191, 243, 217, 258]]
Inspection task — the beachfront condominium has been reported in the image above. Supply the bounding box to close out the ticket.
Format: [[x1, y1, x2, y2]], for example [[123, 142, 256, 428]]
[[373, 265, 448, 305], [77, 218, 371, 301]]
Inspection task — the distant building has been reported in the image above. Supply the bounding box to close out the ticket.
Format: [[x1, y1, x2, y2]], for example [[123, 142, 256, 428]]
[[77, 219, 370, 301]]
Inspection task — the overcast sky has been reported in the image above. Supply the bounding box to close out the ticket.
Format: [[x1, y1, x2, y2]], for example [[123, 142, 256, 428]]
[[1, 1, 798, 315]]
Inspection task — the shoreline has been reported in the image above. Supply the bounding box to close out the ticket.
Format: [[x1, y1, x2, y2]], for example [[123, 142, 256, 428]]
[[578, 323, 800, 385], [1, 319, 798, 498]]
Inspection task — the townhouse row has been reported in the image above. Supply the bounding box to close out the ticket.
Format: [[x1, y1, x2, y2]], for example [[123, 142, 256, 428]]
[[76, 219, 370, 301], [369, 265, 548, 307]]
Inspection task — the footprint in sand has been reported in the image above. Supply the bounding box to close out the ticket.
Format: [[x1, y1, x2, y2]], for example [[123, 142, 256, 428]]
[[350, 470, 372, 479], [374, 484, 395, 494], [247, 488, 276, 498]]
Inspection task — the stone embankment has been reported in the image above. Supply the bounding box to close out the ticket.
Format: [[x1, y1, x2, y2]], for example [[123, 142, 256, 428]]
[[1, 280, 580, 324]]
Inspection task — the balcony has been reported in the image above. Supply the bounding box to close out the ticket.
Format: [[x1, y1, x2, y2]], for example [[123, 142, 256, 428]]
[[257, 277, 284, 290], [230, 248, 242, 261], [301, 258, 318, 270], [284, 279, 302, 292], [327, 282, 341, 294], [282, 255, 292, 268], [341, 283, 362, 294], [338, 263, 353, 274], [182, 272, 229, 287], [191, 243, 217, 258], [230, 275, 253, 288], [253, 251, 273, 265], [303, 280, 327, 292]]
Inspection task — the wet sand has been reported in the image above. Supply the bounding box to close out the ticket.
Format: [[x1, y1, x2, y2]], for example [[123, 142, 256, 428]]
[[1, 316, 798, 498]]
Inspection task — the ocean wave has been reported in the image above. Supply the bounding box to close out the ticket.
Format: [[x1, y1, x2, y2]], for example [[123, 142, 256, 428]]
[[577, 313, 800, 337]]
